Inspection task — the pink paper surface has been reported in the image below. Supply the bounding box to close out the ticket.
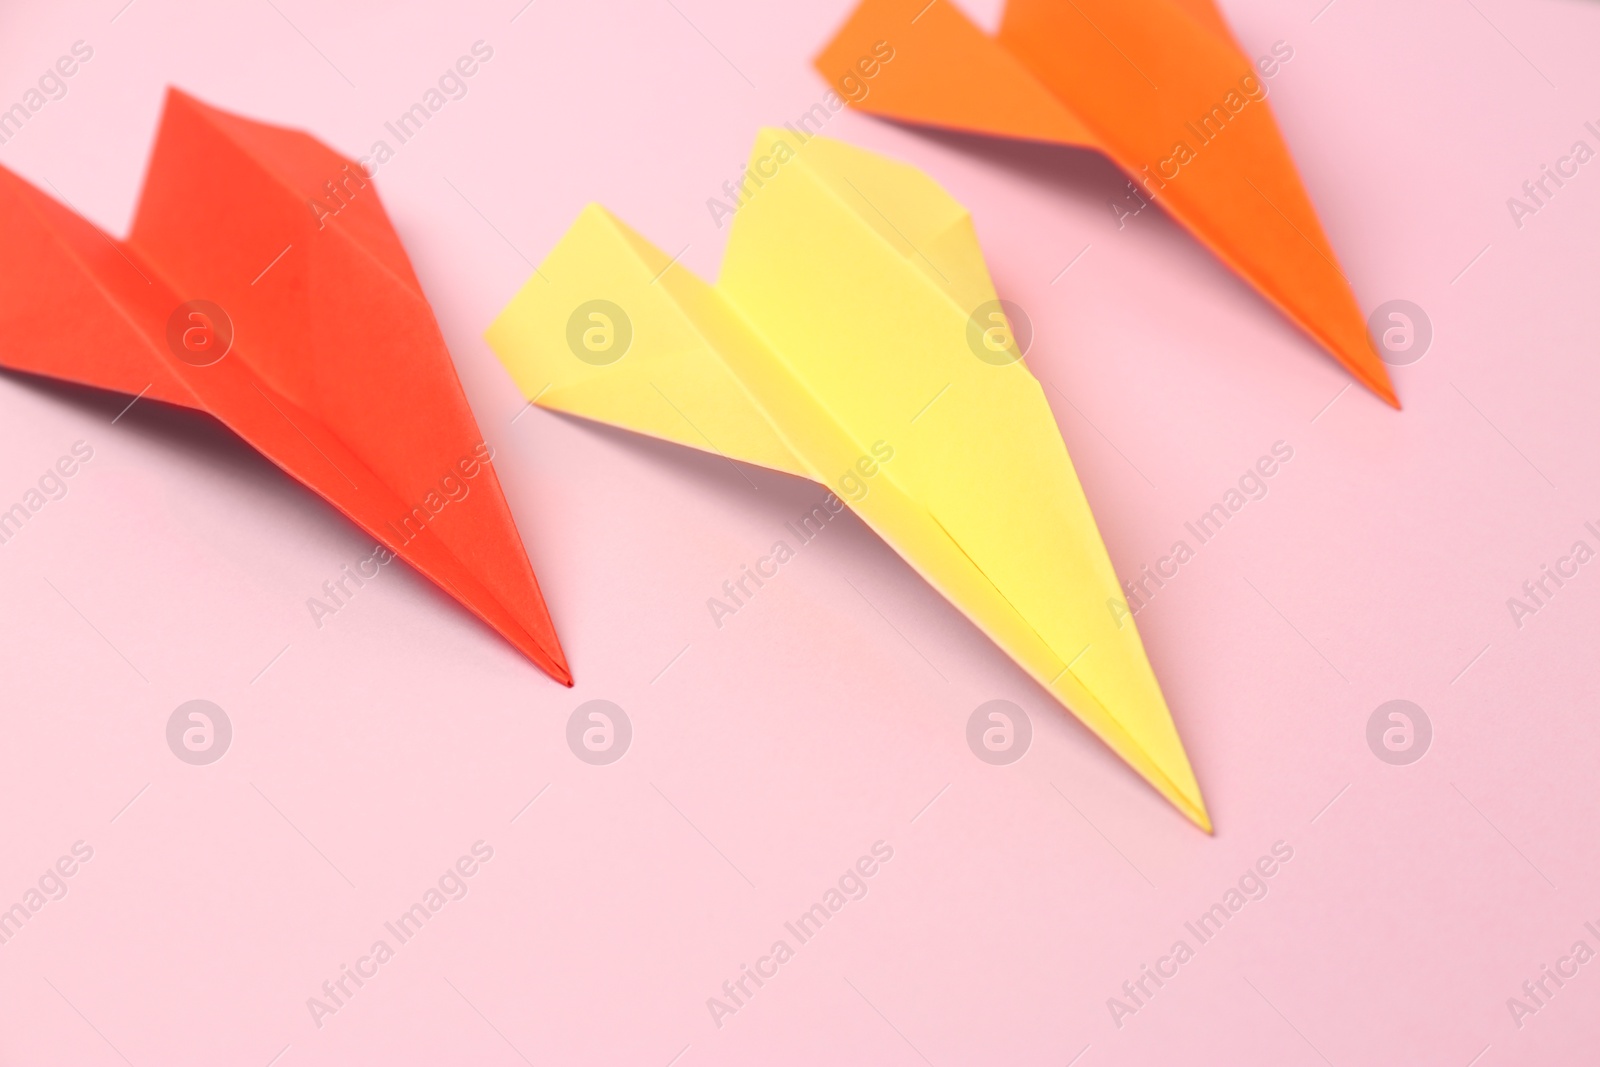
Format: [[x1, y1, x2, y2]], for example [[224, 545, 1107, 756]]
[[2, 0, 1598, 1063]]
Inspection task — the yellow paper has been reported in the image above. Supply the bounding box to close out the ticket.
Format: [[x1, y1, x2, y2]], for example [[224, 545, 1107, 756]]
[[486, 129, 1209, 831]]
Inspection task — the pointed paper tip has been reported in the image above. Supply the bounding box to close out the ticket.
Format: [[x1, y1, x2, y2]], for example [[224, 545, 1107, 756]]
[[1127, 734, 1212, 832], [528, 644, 574, 687], [1165, 776, 1212, 833], [531, 639, 574, 687], [1341, 337, 1401, 410], [1358, 363, 1402, 410], [540, 629, 574, 685]]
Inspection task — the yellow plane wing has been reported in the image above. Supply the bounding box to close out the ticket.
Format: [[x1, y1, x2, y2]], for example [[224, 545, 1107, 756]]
[[487, 129, 1209, 831]]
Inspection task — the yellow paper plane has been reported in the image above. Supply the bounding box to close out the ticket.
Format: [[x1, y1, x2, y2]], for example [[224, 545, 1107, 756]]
[[486, 129, 1210, 831]]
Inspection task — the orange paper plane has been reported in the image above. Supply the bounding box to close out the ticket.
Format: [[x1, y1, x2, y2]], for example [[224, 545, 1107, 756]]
[[0, 88, 570, 683], [816, 0, 1398, 406]]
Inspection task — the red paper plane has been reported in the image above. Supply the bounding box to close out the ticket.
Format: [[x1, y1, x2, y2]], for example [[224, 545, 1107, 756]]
[[0, 88, 570, 683]]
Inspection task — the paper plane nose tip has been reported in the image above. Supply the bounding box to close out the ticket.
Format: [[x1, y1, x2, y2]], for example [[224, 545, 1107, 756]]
[[1354, 354, 1402, 410], [1328, 333, 1401, 410], [1159, 768, 1211, 833], [1171, 788, 1212, 834], [529, 640, 574, 687]]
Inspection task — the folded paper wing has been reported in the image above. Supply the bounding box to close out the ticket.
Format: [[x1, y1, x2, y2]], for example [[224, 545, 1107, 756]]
[[815, 0, 1398, 407], [0, 88, 570, 684], [487, 129, 1209, 830]]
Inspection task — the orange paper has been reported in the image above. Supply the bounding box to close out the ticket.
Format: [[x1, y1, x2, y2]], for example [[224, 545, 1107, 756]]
[[0, 88, 570, 683], [816, 0, 1399, 406]]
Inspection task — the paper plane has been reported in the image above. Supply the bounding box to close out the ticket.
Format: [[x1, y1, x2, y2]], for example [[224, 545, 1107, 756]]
[[486, 129, 1209, 829], [0, 88, 570, 684], [815, 0, 1399, 407]]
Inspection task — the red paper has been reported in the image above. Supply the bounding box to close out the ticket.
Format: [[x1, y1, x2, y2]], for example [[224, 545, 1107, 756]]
[[0, 88, 570, 684]]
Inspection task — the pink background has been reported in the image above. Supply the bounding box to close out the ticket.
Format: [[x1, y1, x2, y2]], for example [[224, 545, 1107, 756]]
[[3, 0, 1599, 1062]]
